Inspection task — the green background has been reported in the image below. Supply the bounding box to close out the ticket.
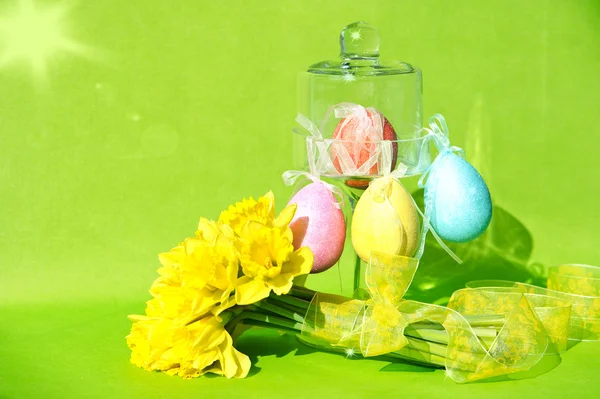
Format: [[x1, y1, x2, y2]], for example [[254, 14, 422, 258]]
[[1, 0, 599, 398]]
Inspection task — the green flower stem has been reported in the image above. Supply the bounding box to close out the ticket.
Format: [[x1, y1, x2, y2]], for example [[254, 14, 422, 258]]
[[401, 337, 486, 372], [255, 300, 305, 324], [465, 326, 498, 338], [404, 327, 450, 345], [229, 310, 304, 333], [242, 319, 299, 335], [289, 285, 317, 301], [262, 298, 315, 335], [268, 293, 499, 351], [233, 293, 501, 372], [408, 316, 504, 329], [386, 348, 447, 368], [269, 293, 311, 313], [404, 325, 498, 345], [268, 303, 307, 320], [353, 254, 363, 293], [218, 310, 236, 325], [287, 286, 505, 329], [225, 313, 245, 334], [404, 321, 445, 330], [405, 336, 448, 358], [462, 314, 505, 328]]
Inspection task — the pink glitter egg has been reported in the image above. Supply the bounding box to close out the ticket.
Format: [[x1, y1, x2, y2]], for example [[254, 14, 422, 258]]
[[287, 182, 346, 273]]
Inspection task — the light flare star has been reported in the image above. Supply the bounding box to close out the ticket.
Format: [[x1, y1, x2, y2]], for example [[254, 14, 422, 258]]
[[339, 73, 356, 84], [344, 348, 357, 358], [350, 30, 362, 42], [0, 0, 94, 82]]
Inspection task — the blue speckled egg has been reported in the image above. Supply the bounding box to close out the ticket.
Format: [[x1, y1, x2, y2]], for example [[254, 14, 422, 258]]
[[424, 151, 492, 243]]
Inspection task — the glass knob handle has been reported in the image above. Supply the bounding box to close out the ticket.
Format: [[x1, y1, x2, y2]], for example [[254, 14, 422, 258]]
[[339, 21, 380, 60]]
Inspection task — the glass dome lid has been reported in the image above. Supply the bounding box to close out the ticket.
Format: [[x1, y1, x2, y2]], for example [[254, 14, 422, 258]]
[[294, 21, 429, 181], [307, 21, 416, 76]]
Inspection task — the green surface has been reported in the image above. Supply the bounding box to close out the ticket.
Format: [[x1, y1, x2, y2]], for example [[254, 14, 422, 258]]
[[3, 301, 600, 398], [1, 0, 600, 398]]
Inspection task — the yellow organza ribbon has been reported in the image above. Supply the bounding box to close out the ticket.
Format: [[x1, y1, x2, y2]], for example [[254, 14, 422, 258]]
[[467, 264, 600, 342], [300, 255, 599, 383]]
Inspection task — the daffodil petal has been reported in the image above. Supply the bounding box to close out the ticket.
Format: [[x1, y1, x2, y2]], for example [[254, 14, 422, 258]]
[[192, 289, 222, 317], [155, 266, 180, 282], [189, 317, 226, 350], [196, 218, 219, 242], [268, 273, 294, 296], [184, 237, 205, 255], [158, 246, 185, 267], [274, 203, 297, 228], [235, 276, 270, 305], [281, 246, 314, 276], [240, 220, 269, 237], [128, 314, 152, 322], [212, 295, 236, 316], [226, 257, 238, 286], [218, 333, 252, 378], [188, 350, 219, 374], [263, 191, 275, 220], [280, 225, 294, 244]]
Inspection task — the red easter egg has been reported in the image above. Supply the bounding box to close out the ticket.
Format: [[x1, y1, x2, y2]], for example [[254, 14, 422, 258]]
[[331, 109, 398, 175], [345, 178, 371, 190]]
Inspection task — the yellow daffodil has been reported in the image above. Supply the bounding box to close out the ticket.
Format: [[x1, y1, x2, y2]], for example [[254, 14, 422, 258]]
[[196, 217, 236, 243], [147, 227, 238, 323], [235, 221, 313, 305], [218, 191, 297, 234], [127, 313, 250, 379]]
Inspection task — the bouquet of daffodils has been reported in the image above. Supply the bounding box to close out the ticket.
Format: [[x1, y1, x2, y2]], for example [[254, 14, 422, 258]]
[[127, 192, 314, 378]]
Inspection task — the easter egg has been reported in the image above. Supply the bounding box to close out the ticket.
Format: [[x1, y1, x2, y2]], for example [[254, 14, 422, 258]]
[[345, 178, 371, 190], [331, 108, 398, 176], [287, 182, 346, 273], [351, 177, 420, 262], [424, 152, 492, 243]]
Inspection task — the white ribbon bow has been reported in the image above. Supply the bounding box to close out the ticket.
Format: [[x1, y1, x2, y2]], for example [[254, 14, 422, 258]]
[[414, 114, 463, 264], [296, 103, 387, 177], [281, 170, 345, 209]]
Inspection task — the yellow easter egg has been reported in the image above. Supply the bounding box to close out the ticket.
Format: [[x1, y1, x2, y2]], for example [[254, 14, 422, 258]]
[[351, 177, 420, 262]]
